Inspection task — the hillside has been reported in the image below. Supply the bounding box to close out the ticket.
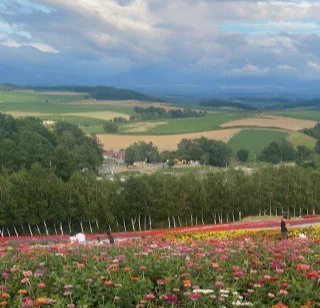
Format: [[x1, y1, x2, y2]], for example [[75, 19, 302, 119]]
[[28, 85, 164, 102], [200, 99, 256, 110]]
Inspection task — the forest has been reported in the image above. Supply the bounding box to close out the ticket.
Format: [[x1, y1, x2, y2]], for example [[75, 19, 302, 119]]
[[0, 165, 319, 236], [0, 113, 103, 180]]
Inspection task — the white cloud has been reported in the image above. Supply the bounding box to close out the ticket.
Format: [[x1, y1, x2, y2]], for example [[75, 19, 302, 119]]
[[1, 38, 59, 53], [228, 65, 270, 76], [308, 61, 320, 71], [277, 64, 296, 71], [2, 0, 320, 86]]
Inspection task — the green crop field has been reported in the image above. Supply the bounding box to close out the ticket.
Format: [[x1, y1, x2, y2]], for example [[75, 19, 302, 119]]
[[287, 131, 317, 150], [0, 90, 134, 115], [271, 110, 320, 122], [228, 129, 289, 161], [143, 112, 252, 134]]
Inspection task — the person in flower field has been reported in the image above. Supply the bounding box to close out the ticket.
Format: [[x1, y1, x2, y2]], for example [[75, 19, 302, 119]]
[[281, 215, 289, 240], [106, 231, 115, 244]]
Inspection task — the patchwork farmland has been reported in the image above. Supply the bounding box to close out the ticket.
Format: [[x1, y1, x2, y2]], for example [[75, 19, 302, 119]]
[[1, 89, 319, 155]]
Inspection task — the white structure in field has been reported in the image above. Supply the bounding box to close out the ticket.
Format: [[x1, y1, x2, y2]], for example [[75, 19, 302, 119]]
[[70, 233, 86, 243]]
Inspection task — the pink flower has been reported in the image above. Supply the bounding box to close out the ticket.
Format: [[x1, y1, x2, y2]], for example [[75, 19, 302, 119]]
[[23, 271, 33, 277], [0, 286, 7, 292], [37, 283, 46, 289], [114, 296, 120, 302], [139, 266, 147, 271], [191, 293, 201, 301], [278, 289, 288, 295], [22, 297, 33, 308], [144, 293, 155, 300], [64, 285, 74, 290], [215, 281, 224, 288], [268, 293, 275, 298], [297, 264, 310, 271], [2, 272, 10, 279], [167, 295, 178, 303]]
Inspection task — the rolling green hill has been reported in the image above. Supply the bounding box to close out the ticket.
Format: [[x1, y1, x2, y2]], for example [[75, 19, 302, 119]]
[[228, 129, 288, 161]]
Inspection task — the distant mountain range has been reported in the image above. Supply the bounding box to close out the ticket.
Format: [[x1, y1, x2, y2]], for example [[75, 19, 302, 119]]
[[200, 97, 320, 111]]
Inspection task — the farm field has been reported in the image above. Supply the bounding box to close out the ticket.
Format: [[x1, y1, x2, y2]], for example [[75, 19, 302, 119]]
[[143, 112, 251, 134], [287, 131, 317, 150], [1, 225, 320, 307], [97, 129, 240, 151], [1, 90, 319, 152], [221, 115, 316, 131], [228, 129, 288, 160], [272, 110, 320, 122], [0, 91, 134, 116]]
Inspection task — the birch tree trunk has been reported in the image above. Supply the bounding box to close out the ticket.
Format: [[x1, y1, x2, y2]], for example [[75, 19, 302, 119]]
[[59, 222, 64, 235], [44, 221, 49, 236], [149, 216, 152, 230], [122, 218, 127, 232], [131, 218, 136, 231], [80, 221, 84, 233], [138, 214, 141, 231], [28, 224, 33, 236], [14, 226, 19, 237], [172, 216, 176, 228]]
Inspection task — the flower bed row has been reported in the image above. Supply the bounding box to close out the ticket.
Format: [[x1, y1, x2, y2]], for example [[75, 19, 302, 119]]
[[166, 225, 320, 242], [1, 227, 320, 307], [1, 217, 320, 243]]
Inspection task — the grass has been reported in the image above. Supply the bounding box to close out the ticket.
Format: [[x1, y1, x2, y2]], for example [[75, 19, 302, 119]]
[[287, 131, 317, 150], [0, 90, 134, 115], [144, 112, 252, 134], [228, 129, 289, 161], [271, 109, 320, 122], [0, 90, 137, 135]]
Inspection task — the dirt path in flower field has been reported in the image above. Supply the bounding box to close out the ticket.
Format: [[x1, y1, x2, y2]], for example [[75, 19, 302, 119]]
[[1, 217, 320, 244]]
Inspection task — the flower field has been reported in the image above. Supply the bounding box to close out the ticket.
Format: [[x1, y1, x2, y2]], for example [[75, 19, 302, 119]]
[[1, 227, 320, 307]]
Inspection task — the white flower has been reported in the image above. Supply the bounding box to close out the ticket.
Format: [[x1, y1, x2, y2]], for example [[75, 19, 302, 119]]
[[193, 289, 214, 294]]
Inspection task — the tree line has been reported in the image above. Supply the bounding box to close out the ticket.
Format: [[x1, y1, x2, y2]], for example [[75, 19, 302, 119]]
[[1, 165, 319, 236], [124, 138, 232, 166], [23, 85, 164, 102], [131, 106, 206, 120], [123, 137, 315, 167]]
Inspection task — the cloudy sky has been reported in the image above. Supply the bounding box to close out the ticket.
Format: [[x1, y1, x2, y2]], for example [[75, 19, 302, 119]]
[[1, 0, 320, 96]]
